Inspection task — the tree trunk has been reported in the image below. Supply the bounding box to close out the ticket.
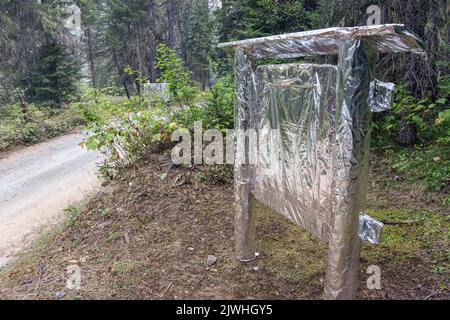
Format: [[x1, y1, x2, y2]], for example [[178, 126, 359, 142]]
[[86, 27, 97, 89], [177, 0, 189, 65], [166, 0, 177, 48], [397, 113, 417, 146], [398, 123, 417, 146], [148, 0, 157, 82], [112, 47, 130, 99], [0, 78, 11, 103]]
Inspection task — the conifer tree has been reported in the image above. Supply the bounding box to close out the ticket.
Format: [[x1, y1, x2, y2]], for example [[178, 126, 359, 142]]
[[24, 35, 81, 107]]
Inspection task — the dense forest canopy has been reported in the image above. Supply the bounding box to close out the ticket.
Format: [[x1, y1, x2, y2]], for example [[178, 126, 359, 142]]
[[0, 0, 448, 103]]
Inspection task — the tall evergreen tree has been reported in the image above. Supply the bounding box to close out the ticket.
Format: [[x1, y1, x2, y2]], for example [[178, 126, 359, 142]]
[[187, 0, 213, 88], [23, 35, 81, 107]]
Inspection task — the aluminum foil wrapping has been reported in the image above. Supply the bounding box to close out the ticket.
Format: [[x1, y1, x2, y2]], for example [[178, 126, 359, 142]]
[[359, 214, 384, 245], [254, 63, 338, 242], [323, 40, 376, 299], [369, 80, 395, 112], [234, 48, 258, 262], [219, 24, 424, 59], [225, 24, 424, 299]]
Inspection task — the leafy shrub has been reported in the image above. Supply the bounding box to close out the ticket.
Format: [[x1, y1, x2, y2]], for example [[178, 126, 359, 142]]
[[201, 76, 234, 131], [101, 85, 126, 97], [372, 83, 449, 192], [0, 122, 22, 150], [78, 89, 175, 177], [0, 103, 84, 151], [436, 108, 450, 147], [22, 122, 43, 143], [78, 74, 236, 179], [0, 104, 24, 149], [72, 88, 118, 124], [78, 48, 236, 179], [170, 106, 203, 130], [84, 108, 175, 172], [167, 76, 234, 131], [0, 103, 24, 121], [156, 43, 202, 106], [26, 105, 46, 123], [43, 108, 84, 137], [372, 86, 448, 148]]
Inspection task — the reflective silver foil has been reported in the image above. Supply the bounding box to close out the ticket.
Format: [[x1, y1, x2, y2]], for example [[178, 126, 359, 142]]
[[219, 24, 424, 59], [224, 25, 424, 299], [324, 39, 376, 300], [359, 214, 384, 245], [254, 63, 337, 242], [369, 80, 395, 113], [234, 48, 258, 262]]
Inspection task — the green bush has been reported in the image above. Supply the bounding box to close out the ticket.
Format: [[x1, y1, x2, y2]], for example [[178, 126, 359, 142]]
[[22, 122, 43, 143], [0, 103, 24, 121], [372, 86, 449, 148], [0, 104, 24, 149], [0, 122, 22, 150], [167, 76, 234, 131], [43, 108, 84, 138], [201, 76, 234, 131], [0, 103, 84, 151], [371, 82, 449, 192], [78, 49, 236, 178], [77, 88, 175, 177], [78, 75, 236, 178], [156, 43, 202, 106], [170, 106, 203, 129]]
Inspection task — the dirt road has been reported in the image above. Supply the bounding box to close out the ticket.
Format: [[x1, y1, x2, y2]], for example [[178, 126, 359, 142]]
[[0, 134, 101, 267]]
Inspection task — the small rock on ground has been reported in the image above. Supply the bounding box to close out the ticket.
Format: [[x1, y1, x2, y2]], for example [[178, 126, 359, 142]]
[[207, 255, 217, 266]]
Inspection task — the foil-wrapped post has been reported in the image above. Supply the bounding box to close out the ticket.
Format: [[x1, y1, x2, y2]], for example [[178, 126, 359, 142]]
[[234, 48, 258, 262], [323, 39, 377, 300], [369, 80, 395, 112]]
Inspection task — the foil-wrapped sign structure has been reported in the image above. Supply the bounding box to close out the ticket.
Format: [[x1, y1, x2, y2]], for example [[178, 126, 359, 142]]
[[143, 82, 170, 102], [218, 24, 424, 300]]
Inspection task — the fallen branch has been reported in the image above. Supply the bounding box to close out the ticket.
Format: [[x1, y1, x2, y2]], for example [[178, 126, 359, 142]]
[[381, 220, 418, 226], [423, 290, 443, 300]]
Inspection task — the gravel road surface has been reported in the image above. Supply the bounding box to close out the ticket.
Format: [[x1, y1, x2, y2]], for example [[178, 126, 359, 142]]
[[0, 134, 101, 267]]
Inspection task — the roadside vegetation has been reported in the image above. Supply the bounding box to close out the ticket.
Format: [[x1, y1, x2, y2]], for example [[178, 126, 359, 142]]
[[74, 44, 234, 180], [0, 103, 84, 152]]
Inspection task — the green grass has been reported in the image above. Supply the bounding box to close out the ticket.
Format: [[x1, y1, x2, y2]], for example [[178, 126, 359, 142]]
[[381, 145, 450, 193], [363, 209, 449, 273], [103, 232, 122, 244], [112, 261, 136, 274]]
